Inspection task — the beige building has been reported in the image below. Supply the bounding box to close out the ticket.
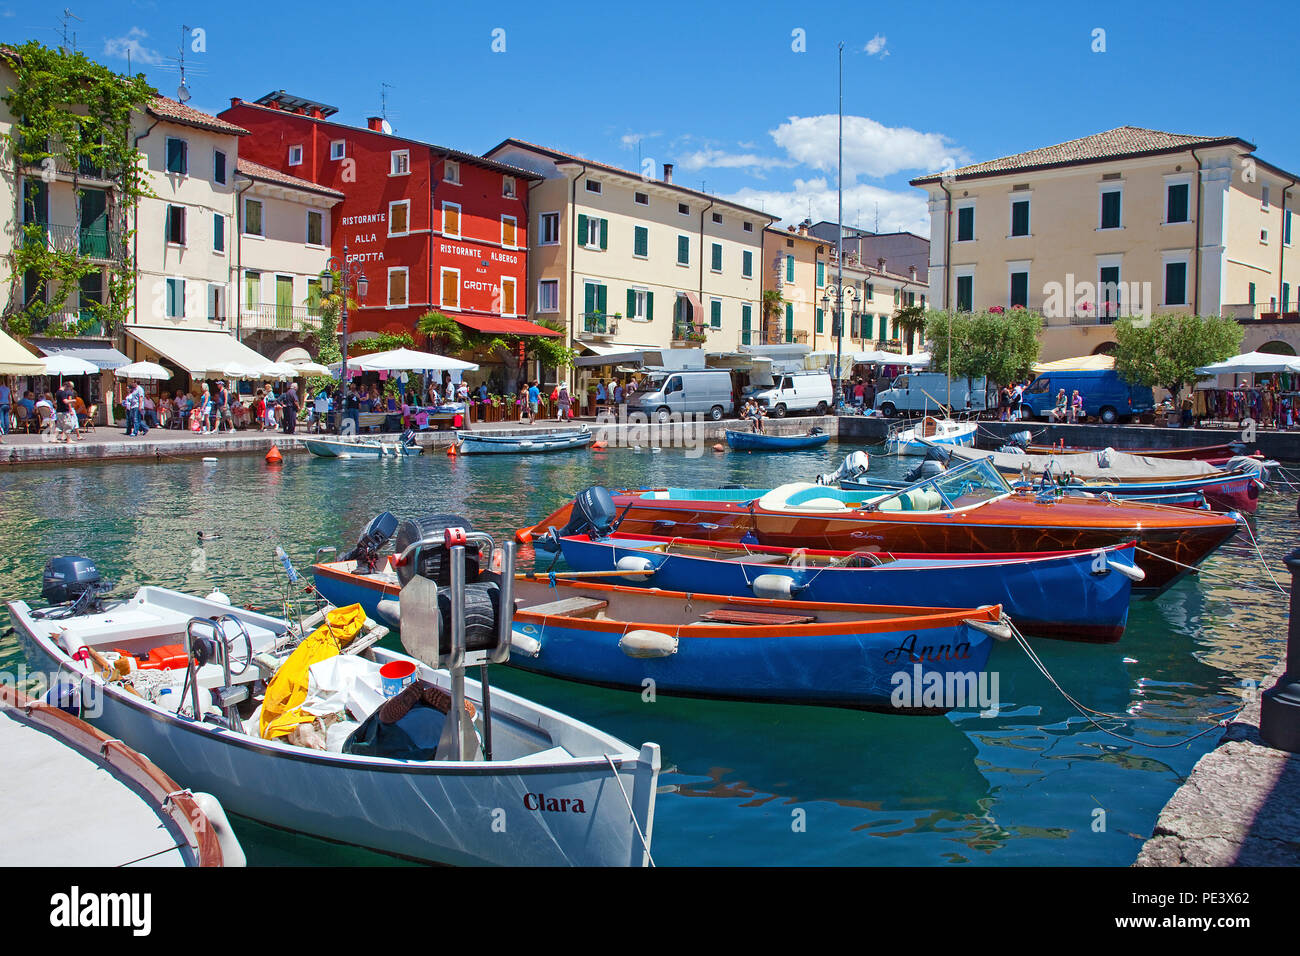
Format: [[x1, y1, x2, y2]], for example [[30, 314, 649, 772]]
[[762, 225, 825, 347], [912, 126, 1300, 361], [484, 139, 775, 378]]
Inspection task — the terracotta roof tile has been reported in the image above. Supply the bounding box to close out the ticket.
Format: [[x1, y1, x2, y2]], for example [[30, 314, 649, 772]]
[[235, 157, 344, 198], [147, 96, 248, 136], [911, 126, 1248, 185]]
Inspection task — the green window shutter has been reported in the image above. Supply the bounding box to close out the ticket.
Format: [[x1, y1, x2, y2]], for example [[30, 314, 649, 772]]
[[1010, 272, 1028, 308], [646, 292, 654, 320], [1011, 200, 1030, 236], [866, 282, 873, 300], [864, 315, 873, 339], [597, 284, 607, 313], [816, 308, 824, 333], [584, 283, 596, 315], [627, 288, 636, 317], [213, 213, 224, 253], [785, 303, 794, 341], [711, 300, 722, 328], [1101, 191, 1121, 229], [742, 250, 752, 277], [816, 261, 825, 286], [677, 235, 689, 264], [786, 255, 794, 282], [741, 304, 752, 345], [599, 218, 608, 250], [711, 243, 722, 271], [577, 213, 588, 246], [957, 206, 974, 241], [634, 226, 647, 257]]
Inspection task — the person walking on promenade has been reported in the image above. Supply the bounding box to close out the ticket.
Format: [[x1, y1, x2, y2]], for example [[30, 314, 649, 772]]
[[282, 384, 300, 434], [54, 380, 78, 443], [0, 378, 10, 436], [558, 382, 572, 421], [527, 381, 540, 424]]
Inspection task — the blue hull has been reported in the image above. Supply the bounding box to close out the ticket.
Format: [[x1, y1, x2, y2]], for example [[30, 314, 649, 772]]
[[558, 536, 1135, 643], [725, 430, 830, 451]]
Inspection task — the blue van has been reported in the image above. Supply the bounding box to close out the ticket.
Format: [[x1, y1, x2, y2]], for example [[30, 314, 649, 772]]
[[1020, 369, 1154, 423]]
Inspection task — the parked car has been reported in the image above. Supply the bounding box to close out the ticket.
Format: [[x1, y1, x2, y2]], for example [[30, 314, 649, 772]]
[[749, 371, 834, 417], [1020, 369, 1154, 423], [872, 373, 990, 417], [627, 368, 734, 422]]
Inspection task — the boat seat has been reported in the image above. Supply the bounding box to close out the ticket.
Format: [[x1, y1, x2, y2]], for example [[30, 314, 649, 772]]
[[698, 609, 817, 626], [797, 496, 850, 512], [521, 597, 610, 619]]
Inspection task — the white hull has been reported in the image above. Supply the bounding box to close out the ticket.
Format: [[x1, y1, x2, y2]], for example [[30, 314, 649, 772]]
[[886, 419, 977, 457], [302, 437, 420, 459], [12, 592, 657, 867]]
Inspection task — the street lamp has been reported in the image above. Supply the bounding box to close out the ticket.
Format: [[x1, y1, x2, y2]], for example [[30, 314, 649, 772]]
[[822, 285, 858, 408], [320, 244, 368, 434]]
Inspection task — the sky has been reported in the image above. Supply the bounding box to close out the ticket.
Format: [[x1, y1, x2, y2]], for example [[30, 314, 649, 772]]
[[5, 0, 1298, 238]]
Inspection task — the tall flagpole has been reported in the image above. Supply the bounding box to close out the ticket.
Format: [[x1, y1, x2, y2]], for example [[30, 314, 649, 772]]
[[835, 40, 844, 408]]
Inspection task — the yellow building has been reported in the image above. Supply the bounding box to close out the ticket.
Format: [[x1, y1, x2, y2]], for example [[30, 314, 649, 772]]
[[762, 225, 826, 347], [912, 126, 1300, 361]]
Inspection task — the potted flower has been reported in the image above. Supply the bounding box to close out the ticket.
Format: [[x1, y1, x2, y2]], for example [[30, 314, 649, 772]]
[[989, 305, 1005, 314]]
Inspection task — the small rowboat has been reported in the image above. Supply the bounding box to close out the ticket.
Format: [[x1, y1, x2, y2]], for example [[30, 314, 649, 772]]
[[554, 532, 1139, 643], [301, 435, 421, 459], [885, 416, 976, 456], [725, 428, 830, 451], [456, 428, 594, 454]]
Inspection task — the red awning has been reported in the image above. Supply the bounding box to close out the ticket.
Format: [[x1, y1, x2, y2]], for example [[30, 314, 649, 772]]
[[454, 315, 561, 337]]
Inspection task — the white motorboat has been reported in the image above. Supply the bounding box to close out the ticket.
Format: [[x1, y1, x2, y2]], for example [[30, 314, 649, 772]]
[[301, 431, 422, 459], [9, 549, 659, 867], [884, 415, 977, 456]]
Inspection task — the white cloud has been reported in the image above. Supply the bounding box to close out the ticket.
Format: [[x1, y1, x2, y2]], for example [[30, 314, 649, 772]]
[[103, 27, 163, 66], [677, 148, 796, 174], [864, 34, 888, 56], [620, 131, 661, 149], [722, 177, 931, 238], [770, 114, 968, 180]]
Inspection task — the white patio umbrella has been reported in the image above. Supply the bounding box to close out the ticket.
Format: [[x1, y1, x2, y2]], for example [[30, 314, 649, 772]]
[[114, 361, 172, 381], [214, 361, 267, 379], [287, 360, 330, 376], [261, 362, 301, 379], [42, 354, 99, 376], [345, 347, 478, 372], [1195, 351, 1300, 376]]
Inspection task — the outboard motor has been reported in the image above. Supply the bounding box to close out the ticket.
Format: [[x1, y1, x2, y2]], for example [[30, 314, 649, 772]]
[[36, 556, 112, 618], [559, 486, 619, 541], [1008, 430, 1033, 449], [817, 450, 871, 485], [341, 512, 399, 573], [400, 429, 417, 447], [903, 445, 951, 483]]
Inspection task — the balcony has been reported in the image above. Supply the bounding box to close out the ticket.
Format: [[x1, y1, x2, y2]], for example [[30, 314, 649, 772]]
[[240, 304, 322, 332], [21, 222, 126, 261], [1223, 303, 1300, 322], [672, 322, 707, 347], [577, 312, 618, 340]]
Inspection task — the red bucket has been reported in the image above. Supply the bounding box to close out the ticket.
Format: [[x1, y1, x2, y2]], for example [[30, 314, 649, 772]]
[[380, 659, 418, 697]]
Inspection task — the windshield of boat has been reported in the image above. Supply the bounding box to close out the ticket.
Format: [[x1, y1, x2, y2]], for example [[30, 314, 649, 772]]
[[867, 457, 1010, 510]]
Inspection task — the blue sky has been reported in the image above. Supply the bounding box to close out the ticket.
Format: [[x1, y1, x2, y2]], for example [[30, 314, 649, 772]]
[[6, 0, 1298, 236]]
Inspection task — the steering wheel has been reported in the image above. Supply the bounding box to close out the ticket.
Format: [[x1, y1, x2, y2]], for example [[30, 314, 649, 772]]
[[219, 619, 254, 678]]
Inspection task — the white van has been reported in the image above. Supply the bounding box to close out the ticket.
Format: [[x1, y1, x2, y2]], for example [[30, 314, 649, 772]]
[[750, 371, 834, 417], [873, 373, 990, 416], [626, 368, 734, 422]]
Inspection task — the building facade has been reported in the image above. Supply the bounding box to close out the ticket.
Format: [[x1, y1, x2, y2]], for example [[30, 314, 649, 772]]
[[485, 140, 776, 377], [762, 226, 826, 348], [912, 126, 1300, 362]]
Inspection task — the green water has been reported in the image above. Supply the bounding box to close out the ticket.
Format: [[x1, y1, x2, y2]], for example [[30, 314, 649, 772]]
[[0, 443, 1294, 866]]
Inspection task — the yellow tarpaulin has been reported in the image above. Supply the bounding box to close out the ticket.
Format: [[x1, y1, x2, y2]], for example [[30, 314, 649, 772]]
[[1032, 354, 1115, 374], [0, 327, 43, 375], [260, 604, 367, 739]]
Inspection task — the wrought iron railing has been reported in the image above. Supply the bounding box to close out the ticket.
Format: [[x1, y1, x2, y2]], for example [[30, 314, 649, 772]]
[[579, 312, 617, 336], [240, 304, 321, 332], [21, 221, 125, 261]]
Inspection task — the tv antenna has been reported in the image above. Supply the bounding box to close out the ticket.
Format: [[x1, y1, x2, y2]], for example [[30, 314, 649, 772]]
[[162, 26, 206, 102], [57, 8, 82, 53], [379, 83, 397, 134]]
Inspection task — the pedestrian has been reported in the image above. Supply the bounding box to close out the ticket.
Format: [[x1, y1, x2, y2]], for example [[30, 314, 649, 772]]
[[527, 381, 540, 424], [1070, 389, 1083, 423], [998, 385, 1011, 422], [558, 382, 572, 421], [125, 380, 148, 437], [54, 380, 78, 443], [283, 384, 300, 434], [1050, 388, 1068, 423], [0, 378, 10, 436]]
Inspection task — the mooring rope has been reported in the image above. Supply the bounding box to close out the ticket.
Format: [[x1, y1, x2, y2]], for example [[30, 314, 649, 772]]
[[602, 754, 656, 867], [1134, 545, 1285, 595]]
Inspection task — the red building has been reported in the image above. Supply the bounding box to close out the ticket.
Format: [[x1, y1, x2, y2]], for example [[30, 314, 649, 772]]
[[220, 92, 555, 366]]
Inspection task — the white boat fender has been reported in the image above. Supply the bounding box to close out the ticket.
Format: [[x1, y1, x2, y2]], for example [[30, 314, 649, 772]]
[[615, 555, 656, 577], [618, 629, 679, 658], [205, 587, 231, 605], [750, 573, 804, 600], [963, 616, 1013, 642], [1104, 560, 1146, 583], [511, 632, 542, 657], [189, 792, 247, 867]]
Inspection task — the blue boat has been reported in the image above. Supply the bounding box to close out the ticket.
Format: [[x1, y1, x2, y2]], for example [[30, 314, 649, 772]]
[[556, 532, 1139, 643], [725, 428, 830, 452], [456, 429, 593, 454]]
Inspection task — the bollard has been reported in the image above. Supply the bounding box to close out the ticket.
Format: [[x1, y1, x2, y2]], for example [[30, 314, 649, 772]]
[[1260, 547, 1300, 752]]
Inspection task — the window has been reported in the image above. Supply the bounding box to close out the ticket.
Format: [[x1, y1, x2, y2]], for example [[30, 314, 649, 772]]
[[244, 198, 263, 237], [850, 314, 859, 338], [502, 215, 518, 248], [1100, 189, 1122, 229], [1099, 265, 1122, 319], [711, 242, 723, 273], [442, 202, 461, 238], [678, 202, 689, 216], [207, 284, 224, 324], [786, 255, 794, 283], [956, 205, 974, 242], [743, 221, 753, 233], [1262, 184, 1271, 210], [165, 137, 187, 174], [711, 299, 722, 329], [444, 160, 460, 185], [816, 260, 825, 287], [863, 315, 874, 340], [502, 176, 516, 199], [288, 145, 303, 166], [784, 303, 794, 342], [1164, 260, 1188, 306], [741, 303, 753, 344], [388, 200, 410, 236], [391, 150, 410, 176], [1248, 282, 1256, 305], [865, 282, 874, 300], [213, 213, 225, 254], [816, 307, 824, 334], [307, 210, 324, 246], [1286, 210, 1293, 246], [165, 205, 186, 245], [577, 214, 607, 249], [540, 212, 560, 245], [441, 268, 460, 309], [501, 277, 517, 316], [244, 271, 260, 309], [388, 267, 408, 307], [635, 191, 648, 206], [742, 250, 753, 278], [307, 278, 322, 316], [956, 274, 974, 312], [627, 287, 651, 322], [677, 235, 690, 265], [1284, 282, 1291, 312], [633, 225, 648, 258], [1010, 271, 1028, 308], [330, 140, 345, 161], [166, 278, 185, 319], [1166, 183, 1189, 224], [583, 282, 607, 322], [712, 213, 722, 224], [1011, 199, 1030, 236], [538, 279, 559, 312], [1262, 228, 1270, 243], [213, 149, 226, 185], [585, 179, 602, 194]]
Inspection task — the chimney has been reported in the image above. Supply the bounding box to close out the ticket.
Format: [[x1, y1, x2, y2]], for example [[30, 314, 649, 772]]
[[877, 257, 887, 272], [367, 116, 385, 132], [229, 97, 243, 109], [797, 221, 809, 236], [787, 225, 796, 232], [662, 162, 674, 184], [909, 265, 917, 280]]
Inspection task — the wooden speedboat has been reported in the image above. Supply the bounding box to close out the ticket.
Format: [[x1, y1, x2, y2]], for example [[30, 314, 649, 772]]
[[885, 416, 976, 456], [522, 458, 1242, 594], [1020, 440, 1248, 462], [553, 532, 1140, 642], [725, 428, 831, 451], [0, 683, 242, 867], [456, 428, 593, 454], [843, 474, 1211, 510], [10, 557, 659, 867]]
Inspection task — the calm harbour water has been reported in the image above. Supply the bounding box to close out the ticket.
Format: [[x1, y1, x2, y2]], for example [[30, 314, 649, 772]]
[[0, 441, 1294, 866]]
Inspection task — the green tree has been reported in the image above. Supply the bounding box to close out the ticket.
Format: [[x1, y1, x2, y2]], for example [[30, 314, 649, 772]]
[[762, 288, 785, 343], [892, 304, 927, 354], [1113, 313, 1243, 401], [925, 308, 1042, 386]]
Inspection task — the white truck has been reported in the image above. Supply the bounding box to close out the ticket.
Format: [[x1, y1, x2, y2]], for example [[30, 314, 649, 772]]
[[749, 371, 834, 417], [872, 372, 990, 417]]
